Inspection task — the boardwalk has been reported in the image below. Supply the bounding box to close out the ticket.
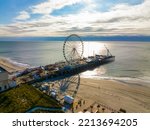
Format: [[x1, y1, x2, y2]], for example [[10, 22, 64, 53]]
[[16, 55, 115, 85]]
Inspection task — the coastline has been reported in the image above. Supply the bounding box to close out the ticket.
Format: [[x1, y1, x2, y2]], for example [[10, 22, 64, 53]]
[[0, 57, 28, 73], [0, 57, 150, 112]]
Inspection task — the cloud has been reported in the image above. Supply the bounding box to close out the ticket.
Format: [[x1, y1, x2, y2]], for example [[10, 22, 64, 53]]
[[15, 11, 30, 20], [1, 0, 150, 36], [31, 0, 83, 15]]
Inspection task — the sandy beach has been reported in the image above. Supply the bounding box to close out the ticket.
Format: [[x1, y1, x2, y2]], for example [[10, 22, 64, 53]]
[[76, 78, 150, 113], [0, 58, 27, 73]]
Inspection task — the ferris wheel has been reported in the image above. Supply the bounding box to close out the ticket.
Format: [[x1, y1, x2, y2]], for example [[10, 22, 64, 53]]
[[63, 34, 84, 64]]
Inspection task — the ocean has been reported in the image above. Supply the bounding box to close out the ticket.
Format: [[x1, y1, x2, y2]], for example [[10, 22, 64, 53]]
[[0, 41, 150, 84]]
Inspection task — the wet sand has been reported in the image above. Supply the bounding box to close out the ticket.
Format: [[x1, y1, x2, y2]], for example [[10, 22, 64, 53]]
[[77, 78, 150, 113], [0, 58, 27, 73]]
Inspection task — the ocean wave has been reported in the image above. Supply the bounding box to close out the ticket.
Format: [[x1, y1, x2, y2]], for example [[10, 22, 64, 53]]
[[0, 57, 30, 68], [80, 75, 150, 86], [0, 51, 13, 54], [121, 69, 140, 72]]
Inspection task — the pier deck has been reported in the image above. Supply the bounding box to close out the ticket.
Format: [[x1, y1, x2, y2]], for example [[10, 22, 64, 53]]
[[15, 55, 115, 85]]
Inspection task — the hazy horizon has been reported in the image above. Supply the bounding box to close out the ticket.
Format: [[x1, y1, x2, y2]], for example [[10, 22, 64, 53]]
[[0, 35, 150, 42]]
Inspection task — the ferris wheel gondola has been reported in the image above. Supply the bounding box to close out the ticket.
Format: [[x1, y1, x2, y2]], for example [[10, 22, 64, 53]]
[[63, 34, 84, 64]]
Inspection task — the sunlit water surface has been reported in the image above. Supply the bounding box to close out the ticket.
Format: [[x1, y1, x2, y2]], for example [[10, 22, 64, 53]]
[[0, 41, 150, 83]]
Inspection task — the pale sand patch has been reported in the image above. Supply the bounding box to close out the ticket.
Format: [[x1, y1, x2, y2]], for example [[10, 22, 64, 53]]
[[76, 78, 150, 112], [0, 58, 27, 73]]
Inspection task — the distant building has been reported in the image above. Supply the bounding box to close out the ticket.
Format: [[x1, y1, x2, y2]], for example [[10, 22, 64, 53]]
[[0, 67, 8, 80], [0, 67, 16, 92]]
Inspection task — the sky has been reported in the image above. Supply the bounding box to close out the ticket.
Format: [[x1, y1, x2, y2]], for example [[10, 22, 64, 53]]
[[0, 0, 150, 37]]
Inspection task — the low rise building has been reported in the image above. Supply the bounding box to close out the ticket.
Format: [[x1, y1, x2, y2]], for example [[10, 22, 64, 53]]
[[0, 67, 16, 92]]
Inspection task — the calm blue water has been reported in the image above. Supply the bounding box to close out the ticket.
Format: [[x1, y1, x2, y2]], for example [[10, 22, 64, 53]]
[[0, 41, 150, 83]]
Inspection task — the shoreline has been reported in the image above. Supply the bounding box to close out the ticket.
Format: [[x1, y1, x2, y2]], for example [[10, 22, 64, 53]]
[[0, 57, 150, 112], [80, 75, 150, 88], [0, 57, 28, 73], [0, 57, 149, 85]]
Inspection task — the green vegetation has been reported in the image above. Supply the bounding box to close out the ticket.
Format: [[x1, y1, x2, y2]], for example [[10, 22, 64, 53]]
[[32, 109, 63, 113], [0, 84, 62, 113]]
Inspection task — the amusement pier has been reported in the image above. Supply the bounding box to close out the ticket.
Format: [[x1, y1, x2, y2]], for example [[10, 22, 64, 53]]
[[0, 34, 117, 113], [16, 34, 115, 85], [16, 53, 115, 85]]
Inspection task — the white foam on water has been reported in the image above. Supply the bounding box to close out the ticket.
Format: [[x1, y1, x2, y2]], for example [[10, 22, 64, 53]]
[[0, 57, 30, 68], [80, 74, 150, 87]]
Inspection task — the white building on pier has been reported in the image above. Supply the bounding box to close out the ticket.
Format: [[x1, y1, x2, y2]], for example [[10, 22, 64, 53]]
[[0, 67, 16, 92]]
